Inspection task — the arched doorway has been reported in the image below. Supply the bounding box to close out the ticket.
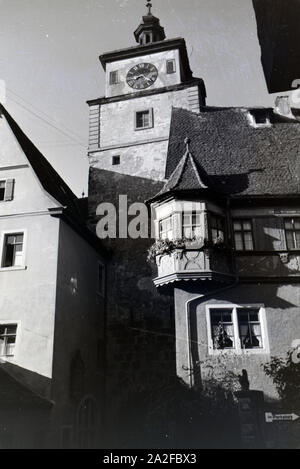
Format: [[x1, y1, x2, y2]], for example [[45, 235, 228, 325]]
[[76, 396, 97, 449]]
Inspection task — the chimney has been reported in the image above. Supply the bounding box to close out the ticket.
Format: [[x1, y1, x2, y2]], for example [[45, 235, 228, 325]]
[[0, 79, 6, 104], [274, 95, 295, 119]]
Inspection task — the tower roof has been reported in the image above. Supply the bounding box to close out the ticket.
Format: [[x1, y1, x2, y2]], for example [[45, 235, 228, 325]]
[[134, 2, 166, 44], [151, 137, 213, 202]]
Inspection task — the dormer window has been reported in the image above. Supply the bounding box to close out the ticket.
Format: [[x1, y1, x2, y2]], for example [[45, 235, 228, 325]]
[[247, 110, 271, 128], [109, 71, 119, 85]]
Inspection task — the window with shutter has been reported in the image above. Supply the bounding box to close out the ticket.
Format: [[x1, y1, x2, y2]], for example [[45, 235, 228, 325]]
[[0, 181, 5, 201], [0, 179, 14, 202]]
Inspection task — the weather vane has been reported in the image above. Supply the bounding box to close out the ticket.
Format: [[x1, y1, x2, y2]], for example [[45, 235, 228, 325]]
[[146, 2, 152, 15]]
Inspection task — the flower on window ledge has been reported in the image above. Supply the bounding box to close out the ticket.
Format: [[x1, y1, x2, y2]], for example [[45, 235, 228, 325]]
[[147, 236, 206, 263]]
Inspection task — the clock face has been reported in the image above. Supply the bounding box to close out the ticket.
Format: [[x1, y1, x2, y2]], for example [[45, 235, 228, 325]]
[[126, 63, 158, 90]]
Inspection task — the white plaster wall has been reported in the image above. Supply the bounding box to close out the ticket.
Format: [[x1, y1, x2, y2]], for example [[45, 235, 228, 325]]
[[89, 86, 199, 180], [90, 139, 169, 181], [0, 214, 59, 378], [100, 87, 193, 148], [105, 49, 181, 97]]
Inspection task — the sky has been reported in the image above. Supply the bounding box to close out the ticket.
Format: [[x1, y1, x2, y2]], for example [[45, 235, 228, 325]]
[[0, 0, 297, 196]]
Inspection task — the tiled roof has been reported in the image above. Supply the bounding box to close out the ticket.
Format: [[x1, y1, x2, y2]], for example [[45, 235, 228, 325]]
[[0, 104, 107, 256], [156, 139, 213, 198], [0, 103, 83, 218], [163, 107, 300, 198]]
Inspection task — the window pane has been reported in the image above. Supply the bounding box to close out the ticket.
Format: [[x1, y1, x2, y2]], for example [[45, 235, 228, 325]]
[[211, 312, 222, 324], [4, 244, 14, 267], [249, 312, 259, 322], [295, 232, 300, 248], [212, 229, 218, 242], [183, 227, 193, 238], [192, 213, 201, 226], [6, 236, 16, 245], [183, 214, 192, 225], [286, 232, 295, 249], [167, 60, 175, 74], [16, 235, 23, 244], [294, 220, 300, 230], [234, 233, 243, 250], [243, 221, 252, 230], [244, 233, 254, 250], [192, 227, 200, 238], [136, 113, 144, 128], [6, 325, 17, 335], [285, 220, 293, 230], [143, 112, 150, 127], [0, 181, 5, 201], [233, 221, 242, 231]]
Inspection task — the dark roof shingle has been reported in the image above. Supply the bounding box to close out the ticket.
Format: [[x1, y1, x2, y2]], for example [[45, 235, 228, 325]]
[[164, 107, 300, 197]]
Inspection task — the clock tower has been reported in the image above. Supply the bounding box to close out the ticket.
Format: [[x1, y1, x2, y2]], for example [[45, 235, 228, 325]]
[[87, 2, 206, 181]]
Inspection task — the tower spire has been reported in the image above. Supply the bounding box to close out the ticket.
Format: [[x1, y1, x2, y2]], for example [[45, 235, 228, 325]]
[[134, 1, 166, 45], [146, 2, 152, 15]]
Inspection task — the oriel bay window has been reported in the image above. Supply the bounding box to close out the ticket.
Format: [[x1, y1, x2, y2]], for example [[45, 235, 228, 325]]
[[233, 220, 254, 250], [284, 218, 300, 250], [207, 305, 266, 353], [2, 233, 24, 268]]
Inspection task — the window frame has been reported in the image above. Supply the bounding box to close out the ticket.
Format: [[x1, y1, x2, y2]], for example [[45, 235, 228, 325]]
[[109, 70, 119, 85], [206, 304, 269, 356], [159, 215, 173, 240], [166, 59, 176, 74], [0, 180, 5, 201], [284, 217, 300, 250], [134, 109, 154, 131], [0, 229, 27, 271], [181, 211, 201, 239], [0, 179, 15, 202], [233, 219, 254, 251], [0, 321, 19, 358], [210, 213, 226, 244], [112, 155, 120, 166]]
